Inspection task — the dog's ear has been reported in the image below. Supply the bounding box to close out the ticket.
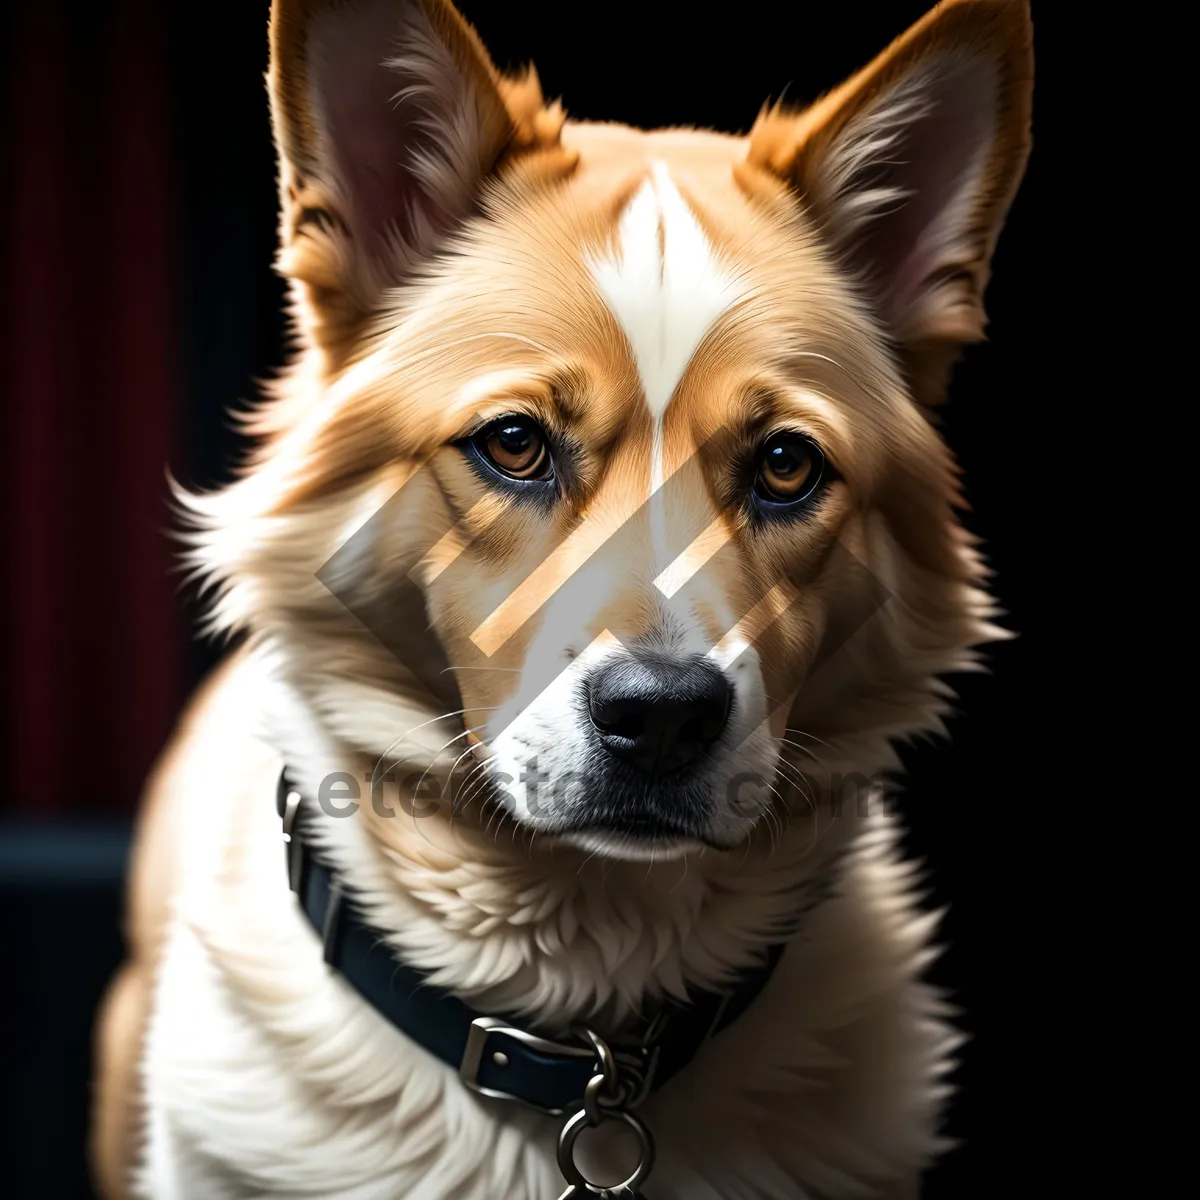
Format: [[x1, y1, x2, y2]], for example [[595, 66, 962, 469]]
[[268, 0, 560, 367], [742, 0, 1032, 406]]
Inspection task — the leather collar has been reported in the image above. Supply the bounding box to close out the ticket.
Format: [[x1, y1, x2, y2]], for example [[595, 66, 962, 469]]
[[278, 770, 843, 1115]]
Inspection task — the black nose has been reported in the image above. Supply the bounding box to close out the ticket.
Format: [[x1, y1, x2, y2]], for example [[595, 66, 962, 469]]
[[587, 653, 733, 776]]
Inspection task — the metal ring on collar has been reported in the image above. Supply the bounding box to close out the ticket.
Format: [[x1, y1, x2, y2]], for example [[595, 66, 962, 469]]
[[556, 1098, 656, 1197]]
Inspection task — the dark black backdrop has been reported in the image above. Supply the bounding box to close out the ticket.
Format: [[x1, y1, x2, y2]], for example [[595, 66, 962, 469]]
[[1, 1, 1171, 1196]]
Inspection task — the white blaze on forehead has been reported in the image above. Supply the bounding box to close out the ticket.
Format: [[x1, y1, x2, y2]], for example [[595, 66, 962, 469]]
[[589, 162, 740, 426]]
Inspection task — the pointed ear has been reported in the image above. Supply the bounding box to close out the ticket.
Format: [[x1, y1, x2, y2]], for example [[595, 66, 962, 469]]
[[744, 0, 1033, 405], [268, 0, 561, 364]]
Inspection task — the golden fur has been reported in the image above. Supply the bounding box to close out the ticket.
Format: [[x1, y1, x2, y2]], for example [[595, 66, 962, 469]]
[[92, 2, 1032, 1196]]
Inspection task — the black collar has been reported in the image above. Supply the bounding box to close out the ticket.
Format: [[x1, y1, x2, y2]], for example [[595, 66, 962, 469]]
[[278, 770, 841, 1116]]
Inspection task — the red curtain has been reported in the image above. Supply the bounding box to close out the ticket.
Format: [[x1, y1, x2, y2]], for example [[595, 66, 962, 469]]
[[3, 0, 183, 814]]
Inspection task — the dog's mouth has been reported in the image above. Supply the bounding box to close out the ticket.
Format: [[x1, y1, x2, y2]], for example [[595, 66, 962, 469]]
[[569, 759, 724, 845], [464, 751, 755, 860], [556, 806, 729, 859], [463, 644, 781, 858]]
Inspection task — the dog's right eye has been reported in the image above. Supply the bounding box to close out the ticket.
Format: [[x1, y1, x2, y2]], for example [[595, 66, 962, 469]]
[[471, 416, 554, 483]]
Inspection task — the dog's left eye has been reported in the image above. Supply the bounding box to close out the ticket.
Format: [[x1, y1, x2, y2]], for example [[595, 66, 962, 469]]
[[753, 433, 828, 508], [472, 416, 553, 482]]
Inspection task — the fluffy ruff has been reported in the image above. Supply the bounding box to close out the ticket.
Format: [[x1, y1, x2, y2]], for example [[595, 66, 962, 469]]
[[134, 650, 958, 1200]]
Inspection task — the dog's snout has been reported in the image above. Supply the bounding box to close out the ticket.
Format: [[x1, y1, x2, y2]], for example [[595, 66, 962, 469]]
[[587, 654, 733, 776]]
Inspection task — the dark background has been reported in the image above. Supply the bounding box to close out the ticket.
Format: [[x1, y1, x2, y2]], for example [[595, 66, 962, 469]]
[[0, 0, 1169, 1196]]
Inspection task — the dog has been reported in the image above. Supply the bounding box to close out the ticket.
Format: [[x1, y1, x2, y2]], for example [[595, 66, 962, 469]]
[[90, 1, 1032, 1196]]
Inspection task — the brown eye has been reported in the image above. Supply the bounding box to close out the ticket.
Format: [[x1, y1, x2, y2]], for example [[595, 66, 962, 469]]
[[754, 433, 826, 506], [477, 417, 553, 481]]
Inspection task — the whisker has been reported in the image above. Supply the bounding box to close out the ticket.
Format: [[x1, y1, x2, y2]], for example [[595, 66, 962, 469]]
[[575, 844, 602, 876], [643, 844, 657, 884], [407, 723, 490, 807], [372, 705, 502, 790], [782, 727, 832, 750], [441, 743, 480, 800], [439, 665, 523, 674], [451, 761, 491, 820], [456, 766, 498, 826], [777, 738, 822, 763], [761, 788, 784, 851], [774, 759, 818, 815], [371, 708, 473, 789], [669, 849, 689, 892]]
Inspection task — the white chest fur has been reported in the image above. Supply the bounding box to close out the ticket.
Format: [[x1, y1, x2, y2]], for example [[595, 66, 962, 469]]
[[135, 661, 951, 1200]]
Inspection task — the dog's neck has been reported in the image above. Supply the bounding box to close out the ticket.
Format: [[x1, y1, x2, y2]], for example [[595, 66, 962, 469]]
[[266, 665, 866, 1030], [372, 788, 851, 1026]]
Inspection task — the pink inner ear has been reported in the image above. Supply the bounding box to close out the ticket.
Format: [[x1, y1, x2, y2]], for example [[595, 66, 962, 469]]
[[307, 0, 467, 255], [850, 57, 996, 324]]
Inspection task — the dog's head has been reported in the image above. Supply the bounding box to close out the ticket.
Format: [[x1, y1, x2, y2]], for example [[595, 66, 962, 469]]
[[190, 0, 1031, 859]]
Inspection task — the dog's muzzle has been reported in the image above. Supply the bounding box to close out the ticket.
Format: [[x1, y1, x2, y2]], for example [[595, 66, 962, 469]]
[[577, 650, 735, 841]]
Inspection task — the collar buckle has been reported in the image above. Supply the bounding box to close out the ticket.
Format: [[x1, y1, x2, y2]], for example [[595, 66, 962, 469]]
[[459, 1017, 596, 1115]]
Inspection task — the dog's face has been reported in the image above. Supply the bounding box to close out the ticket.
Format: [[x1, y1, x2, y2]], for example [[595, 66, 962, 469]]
[[193, 0, 1031, 859]]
